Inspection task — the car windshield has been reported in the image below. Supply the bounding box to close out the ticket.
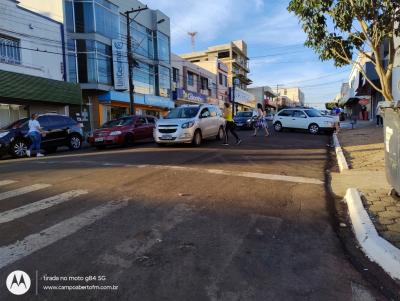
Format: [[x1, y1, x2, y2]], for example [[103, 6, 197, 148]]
[[101, 117, 133, 128], [165, 107, 200, 119], [305, 109, 322, 117], [236, 112, 253, 118], [2, 118, 29, 130]]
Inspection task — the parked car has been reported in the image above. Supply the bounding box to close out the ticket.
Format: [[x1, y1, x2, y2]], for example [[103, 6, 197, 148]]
[[154, 104, 225, 146], [0, 114, 83, 158], [265, 112, 274, 121], [233, 110, 257, 129], [272, 108, 335, 134], [87, 115, 157, 149]]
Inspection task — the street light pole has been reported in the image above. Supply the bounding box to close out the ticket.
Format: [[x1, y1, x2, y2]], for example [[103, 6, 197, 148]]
[[125, 6, 148, 115]]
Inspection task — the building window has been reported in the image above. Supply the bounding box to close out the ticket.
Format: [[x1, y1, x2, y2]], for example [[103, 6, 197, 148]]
[[201, 77, 208, 90], [75, 39, 112, 85], [187, 72, 194, 86], [158, 65, 171, 97], [172, 67, 179, 83], [218, 51, 230, 59], [284, 89, 287, 95], [67, 39, 77, 82], [133, 61, 155, 95], [219, 73, 223, 85], [156, 31, 170, 63], [223, 75, 228, 87], [131, 22, 154, 59], [94, 0, 119, 39], [0, 35, 21, 64], [65, 0, 75, 33], [74, 1, 95, 33]]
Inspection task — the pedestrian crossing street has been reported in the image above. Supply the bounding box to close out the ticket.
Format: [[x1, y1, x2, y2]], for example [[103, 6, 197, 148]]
[[0, 179, 129, 270]]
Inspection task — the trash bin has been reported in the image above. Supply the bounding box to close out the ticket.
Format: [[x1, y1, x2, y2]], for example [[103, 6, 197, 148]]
[[383, 107, 400, 194]]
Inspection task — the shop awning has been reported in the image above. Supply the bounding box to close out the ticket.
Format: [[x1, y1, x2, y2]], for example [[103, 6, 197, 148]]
[[0, 70, 82, 105]]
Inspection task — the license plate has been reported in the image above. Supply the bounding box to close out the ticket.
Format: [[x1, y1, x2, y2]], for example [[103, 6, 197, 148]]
[[236, 123, 243, 126], [95, 137, 104, 142], [161, 134, 173, 140]]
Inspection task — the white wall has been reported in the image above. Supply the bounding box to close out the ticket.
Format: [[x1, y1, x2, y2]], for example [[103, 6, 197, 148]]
[[392, 37, 400, 101], [0, 0, 64, 80]]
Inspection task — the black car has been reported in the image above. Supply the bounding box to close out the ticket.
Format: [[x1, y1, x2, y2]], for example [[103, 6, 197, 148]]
[[0, 114, 84, 158], [233, 110, 258, 129]]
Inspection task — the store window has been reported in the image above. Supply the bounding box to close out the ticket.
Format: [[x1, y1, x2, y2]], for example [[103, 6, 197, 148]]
[[158, 65, 171, 98], [131, 22, 154, 59], [0, 35, 21, 64], [156, 31, 170, 63], [201, 77, 208, 90], [133, 61, 155, 94]]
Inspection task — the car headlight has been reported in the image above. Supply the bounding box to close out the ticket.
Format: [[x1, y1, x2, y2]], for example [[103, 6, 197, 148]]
[[246, 119, 251, 123], [0, 131, 9, 138], [181, 121, 195, 129], [109, 131, 122, 136]]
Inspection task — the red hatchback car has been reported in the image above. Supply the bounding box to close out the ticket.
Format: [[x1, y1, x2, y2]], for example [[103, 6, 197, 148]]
[[88, 116, 157, 149]]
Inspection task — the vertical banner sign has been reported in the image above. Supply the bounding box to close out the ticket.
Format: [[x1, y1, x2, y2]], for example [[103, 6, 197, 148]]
[[112, 39, 128, 91]]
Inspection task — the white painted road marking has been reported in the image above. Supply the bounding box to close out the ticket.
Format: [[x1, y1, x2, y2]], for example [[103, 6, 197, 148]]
[[0, 190, 88, 224], [0, 184, 51, 201], [0, 180, 17, 187], [30, 161, 324, 185], [0, 199, 128, 269], [142, 165, 324, 185]]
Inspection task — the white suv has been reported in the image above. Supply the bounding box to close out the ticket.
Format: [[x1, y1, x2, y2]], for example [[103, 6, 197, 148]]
[[154, 104, 226, 146], [273, 108, 335, 134]]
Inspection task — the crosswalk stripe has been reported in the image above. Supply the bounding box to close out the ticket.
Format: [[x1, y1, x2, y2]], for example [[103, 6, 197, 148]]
[[0, 199, 128, 269], [0, 190, 88, 224], [0, 184, 51, 201], [0, 180, 17, 187]]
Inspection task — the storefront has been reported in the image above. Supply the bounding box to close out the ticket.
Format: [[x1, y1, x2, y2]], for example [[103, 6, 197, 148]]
[[97, 91, 174, 125], [0, 70, 82, 128]]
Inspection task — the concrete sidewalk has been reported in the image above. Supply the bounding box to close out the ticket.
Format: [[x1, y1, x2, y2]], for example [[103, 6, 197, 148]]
[[331, 124, 400, 248]]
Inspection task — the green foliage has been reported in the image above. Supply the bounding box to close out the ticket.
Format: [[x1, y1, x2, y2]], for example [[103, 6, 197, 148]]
[[325, 102, 336, 110], [287, 0, 400, 67]]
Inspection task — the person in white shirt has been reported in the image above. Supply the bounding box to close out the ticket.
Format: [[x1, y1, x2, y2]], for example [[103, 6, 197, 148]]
[[27, 113, 44, 157]]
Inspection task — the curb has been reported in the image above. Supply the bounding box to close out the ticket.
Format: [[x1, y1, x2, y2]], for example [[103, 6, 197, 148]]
[[344, 188, 400, 280], [332, 133, 349, 172]]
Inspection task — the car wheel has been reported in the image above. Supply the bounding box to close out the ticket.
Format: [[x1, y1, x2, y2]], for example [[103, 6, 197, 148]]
[[216, 126, 224, 140], [274, 122, 283, 132], [124, 134, 134, 147], [192, 130, 202, 146], [11, 139, 28, 158], [43, 146, 57, 154], [309, 123, 320, 135], [68, 134, 82, 150]]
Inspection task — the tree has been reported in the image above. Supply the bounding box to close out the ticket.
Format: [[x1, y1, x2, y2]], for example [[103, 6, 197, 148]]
[[325, 102, 337, 110], [288, 0, 400, 101]]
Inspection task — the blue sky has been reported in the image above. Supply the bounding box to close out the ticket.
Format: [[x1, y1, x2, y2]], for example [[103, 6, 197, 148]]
[[145, 0, 351, 107]]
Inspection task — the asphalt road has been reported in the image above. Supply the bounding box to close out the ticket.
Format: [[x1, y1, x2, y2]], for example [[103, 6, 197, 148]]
[[0, 130, 383, 300]]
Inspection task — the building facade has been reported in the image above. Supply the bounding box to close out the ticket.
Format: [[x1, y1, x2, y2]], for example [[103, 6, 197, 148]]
[[0, 0, 81, 128], [64, 0, 173, 128], [180, 40, 251, 90], [247, 86, 277, 111], [171, 53, 217, 106], [276, 87, 305, 106]]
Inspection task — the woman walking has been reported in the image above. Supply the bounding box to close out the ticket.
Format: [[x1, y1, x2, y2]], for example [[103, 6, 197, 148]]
[[223, 102, 241, 146], [253, 103, 269, 137], [27, 113, 44, 157]]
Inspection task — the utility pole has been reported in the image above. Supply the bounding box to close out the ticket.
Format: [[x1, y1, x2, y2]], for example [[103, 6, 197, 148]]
[[125, 6, 148, 115], [232, 77, 239, 118], [188, 32, 197, 51]]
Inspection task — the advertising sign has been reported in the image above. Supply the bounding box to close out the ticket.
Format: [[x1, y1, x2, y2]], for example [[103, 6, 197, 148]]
[[112, 40, 128, 91]]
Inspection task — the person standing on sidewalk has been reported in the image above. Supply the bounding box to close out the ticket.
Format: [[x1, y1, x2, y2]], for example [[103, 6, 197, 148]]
[[332, 105, 341, 133], [253, 103, 269, 137], [376, 101, 384, 127], [223, 102, 241, 146], [27, 113, 44, 157]]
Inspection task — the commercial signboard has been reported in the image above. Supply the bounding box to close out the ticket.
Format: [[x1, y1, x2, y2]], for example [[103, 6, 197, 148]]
[[174, 88, 207, 103], [112, 39, 128, 91]]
